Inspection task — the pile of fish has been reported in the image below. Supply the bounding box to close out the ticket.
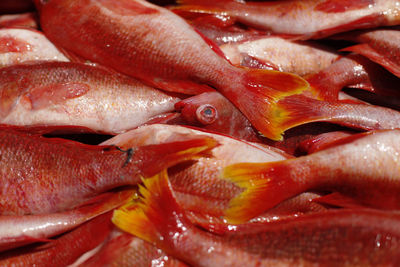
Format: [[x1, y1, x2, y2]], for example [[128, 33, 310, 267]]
[[1, 0, 400, 266]]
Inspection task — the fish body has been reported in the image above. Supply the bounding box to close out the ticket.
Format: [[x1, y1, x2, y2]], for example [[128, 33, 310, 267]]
[[0, 28, 68, 67], [113, 171, 400, 267], [34, 0, 311, 141], [0, 189, 133, 252], [176, 0, 400, 39], [77, 231, 187, 267], [0, 212, 114, 267], [0, 61, 180, 134], [0, 128, 217, 215], [223, 129, 400, 222], [102, 124, 290, 220], [220, 36, 340, 76], [339, 28, 400, 78]]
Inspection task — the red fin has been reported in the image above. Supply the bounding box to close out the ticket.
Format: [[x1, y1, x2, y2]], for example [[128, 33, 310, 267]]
[[176, 0, 238, 13], [298, 131, 354, 154], [98, 0, 158, 15], [112, 170, 188, 249], [315, 0, 374, 13], [313, 192, 366, 209], [23, 82, 90, 110], [154, 79, 213, 95], [240, 54, 280, 71], [194, 28, 229, 62], [0, 35, 31, 53], [234, 68, 311, 141], [143, 112, 181, 125], [135, 136, 219, 177], [342, 44, 400, 78], [222, 161, 304, 224]]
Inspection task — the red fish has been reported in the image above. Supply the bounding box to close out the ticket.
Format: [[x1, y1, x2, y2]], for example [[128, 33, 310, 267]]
[[220, 36, 340, 76], [338, 28, 400, 78], [76, 231, 188, 267], [0, 28, 68, 67], [176, 0, 400, 39], [307, 54, 400, 102], [0, 212, 114, 267], [0, 13, 38, 29], [223, 129, 400, 223], [102, 124, 290, 222], [298, 130, 354, 154], [0, 189, 133, 252], [0, 128, 217, 215], [113, 170, 400, 266], [175, 89, 400, 143], [0, 61, 181, 134], [34, 0, 311, 141]]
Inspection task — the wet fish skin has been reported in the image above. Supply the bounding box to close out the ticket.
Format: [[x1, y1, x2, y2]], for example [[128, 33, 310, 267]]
[[0, 212, 114, 267], [34, 0, 311, 141], [223, 129, 400, 223], [0, 128, 218, 215], [0, 28, 68, 68], [176, 0, 400, 39], [0, 13, 38, 28], [0, 61, 180, 134], [0, 189, 134, 252], [113, 170, 400, 267], [77, 231, 188, 267]]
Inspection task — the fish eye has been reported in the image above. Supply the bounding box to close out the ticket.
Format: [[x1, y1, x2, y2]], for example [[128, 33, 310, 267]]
[[196, 104, 217, 125]]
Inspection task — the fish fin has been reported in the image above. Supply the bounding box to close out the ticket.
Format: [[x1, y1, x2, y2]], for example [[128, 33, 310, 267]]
[[112, 170, 188, 248], [222, 161, 303, 224], [298, 131, 354, 154], [154, 79, 213, 95], [233, 68, 311, 141], [342, 44, 400, 78], [23, 82, 90, 110], [193, 28, 230, 62], [313, 192, 366, 209], [136, 136, 219, 177], [175, 0, 240, 13], [315, 0, 374, 13]]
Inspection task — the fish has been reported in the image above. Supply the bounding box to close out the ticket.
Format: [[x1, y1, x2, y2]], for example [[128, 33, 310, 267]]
[[0, 61, 181, 134], [175, 90, 400, 143], [0, 189, 134, 252], [0, 212, 114, 267], [102, 124, 291, 222], [175, 0, 400, 39], [0, 12, 38, 28], [338, 28, 400, 78], [75, 231, 188, 267], [174, 91, 261, 142], [113, 170, 400, 267], [220, 36, 340, 76], [0, 127, 218, 215], [0, 28, 68, 67], [223, 129, 400, 223], [297, 130, 354, 154], [307, 54, 400, 102], [34, 0, 311, 141]]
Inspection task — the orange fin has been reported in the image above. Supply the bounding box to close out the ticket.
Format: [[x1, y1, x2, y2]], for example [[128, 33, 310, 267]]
[[315, 0, 374, 13], [342, 44, 400, 78], [233, 69, 311, 141], [112, 170, 188, 249], [313, 192, 366, 209], [23, 82, 90, 110], [222, 161, 304, 224]]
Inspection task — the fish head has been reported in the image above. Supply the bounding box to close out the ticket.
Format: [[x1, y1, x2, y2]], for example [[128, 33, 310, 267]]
[[175, 92, 219, 126]]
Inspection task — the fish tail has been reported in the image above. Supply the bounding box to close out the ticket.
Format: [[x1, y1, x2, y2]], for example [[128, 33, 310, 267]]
[[138, 136, 219, 177], [231, 68, 311, 140], [112, 170, 188, 248], [222, 161, 304, 224]]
